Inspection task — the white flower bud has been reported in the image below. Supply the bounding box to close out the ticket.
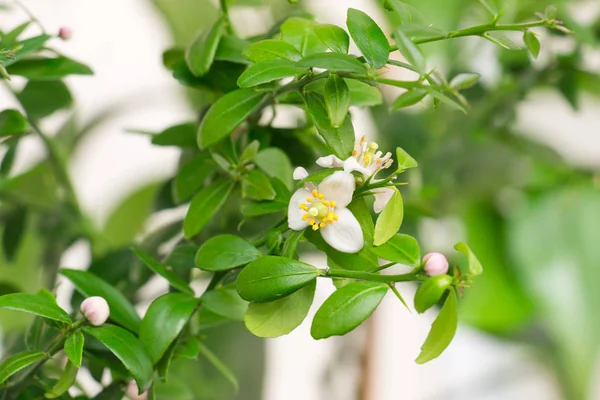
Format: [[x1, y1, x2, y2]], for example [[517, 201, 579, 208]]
[[423, 252, 449, 276], [80, 296, 110, 326], [293, 167, 308, 180], [58, 27, 72, 40], [125, 381, 147, 400]]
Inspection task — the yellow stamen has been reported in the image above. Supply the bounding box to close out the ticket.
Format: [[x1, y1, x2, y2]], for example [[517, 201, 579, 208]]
[[306, 197, 312, 202], [320, 222, 326, 228], [333, 214, 339, 220], [352, 149, 357, 156], [312, 190, 319, 197], [330, 200, 336, 207], [360, 136, 365, 144], [308, 218, 315, 226], [299, 203, 308, 211], [317, 193, 325, 200], [323, 200, 329, 206], [364, 155, 371, 165], [302, 214, 311, 221], [312, 224, 319, 231]]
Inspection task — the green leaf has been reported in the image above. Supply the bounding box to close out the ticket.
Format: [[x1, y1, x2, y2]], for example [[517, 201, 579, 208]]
[[314, 24, 350, 54], [415, 289, 458, 364], [449, 73, 480, 90], [395, 147, 418, 171], [202, 287, 248, 321], [311, 281, 388, 339], [7, 56, 93, 80], [282, 229, 304, 259], [17, 80, 72, 120], [253, 148, 293, 189], [239, 140, 260, 165], [0, 351, 46, 385], [346, 79, 382, 107], [2, 206, 27, 261], [280, 17, 327, 56], [215, 35, 251, 64], [0, 22, 31, 47], [183, 180, 235, 238], [0, 34, 51, 67], [348, 197, 375, 242], [64, 331, 84, 368], [245, 279, 315, 338], [197, 88, 265, 148], [304, 92, 354, 159], [139, 293, 200, 364], [0, 109, 29, 137], [454, 242, 483, 276], [198, 342, 238, 391], [242, 170, 276, 200], [132, 248, 194, 294], [83, 324, 154, 390], [414, 275, 453, 313], [324, 74, 350, 128], [186, 17, 225, 76], [237, 59, 300, 88], [483, 31, 521, 50], [172, 154, 215, 203], [426, 88, 467, 113], [236, 256, 322, 302], [373, 190, 403, 246], [195, 234, 261, 271], [392, 29, 425, 72], [523, 31, 540, 59], [346, 8, 389, 69], [242, 39, 302, 63], [371, 234, 420, 266], [391, 89, 427, 109], [0, 293, 71, 324], [45, 361, 78, 398], [61, 269, 141, 332], [151, 123, 197, 148], [296, 52, 367, 74]]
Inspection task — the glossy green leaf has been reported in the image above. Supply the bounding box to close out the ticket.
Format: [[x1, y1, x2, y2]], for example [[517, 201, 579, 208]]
[[426, 88, 467, 113], [371, 233, 420, 266], [151, 123, 197, 148], [61, 269, 140, 332], [186, 17, 225, 76], [132, 248, 194, 294], [139, 293, 200, 364], [183, 180, 235, 238], [324, 74, 350, 128], [373, 190, 403, 246], [523, 31, 540, 59], [0, 293, 71, 324], [0, 351, 46, 385], [7, 56, 93, 80], [311, 281, 388, 339], [202, 287, 248, 321], [305, 92, 354, 159], [391, 89, 427, 109], [314, 24, 350, 54], [454, 242, 483, 276], [245, 279, 315, 338], [237, 59, 300, 88], [215, 35, 251, 64], [0, 34, 50, 67], [346, 79, 382, 107], [0, 109, 29, 137], [282, 229, 304, 259], [197, 88, 265, 148], [415, 289, 458, 364], [172, 154, 215, 203], [236, 256, 322, 303], [242, 39, 302, 63], [195, 234, 261, 271], [239, 140, 260, 165], [242, 170, 276, 200], [348, 197, 375, 242], [0, 22, 31, 47], [297, 52, 367, 74], [64, 331, 84, 368], [253, 148, 293, 189], [45, 361, 78, 398], [17, 80, 72, 120], [483, 31, 521, 50], [449, 73, 480, 90], [395, 147, 418, 171], [392, 29, 425, 72], [198, 342, 238, 391], [84, 324, 154, 390], [346, 8, 389, 69], [280, 17, 327, 56], [414, 275, 453, 313]]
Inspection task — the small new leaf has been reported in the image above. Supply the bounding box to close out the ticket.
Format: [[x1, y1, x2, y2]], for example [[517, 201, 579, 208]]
[[523, 31, 540, 59], [186, 17, 225, 77], [373, 190, 404, 246], [449, 73, 480, 90], [324, 74, 350, 128], [395, 147, 418, 172], [454, 242, 483, 276]]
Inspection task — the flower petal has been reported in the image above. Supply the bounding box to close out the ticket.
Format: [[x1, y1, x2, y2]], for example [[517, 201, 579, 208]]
[[317, 171, 355, 208], [343, 157, 371, 177], [288, 188, 311, 230], [293, 166, 309, 180], [316, 155, 344, 168], [373, 187, 395, 214], [320, 208, 364, 253]]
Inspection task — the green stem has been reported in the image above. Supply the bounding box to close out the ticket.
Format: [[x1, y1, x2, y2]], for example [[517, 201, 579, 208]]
[[368, 262, 396, 273], [219, 0, 234, 35], [324, 268, 420, 283]]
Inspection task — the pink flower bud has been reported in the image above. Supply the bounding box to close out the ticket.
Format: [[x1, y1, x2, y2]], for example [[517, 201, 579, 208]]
[[80, 296, 110, 326], [423, 252, 449, 276], [125, 381, 147, 400], [58, 27, 72, 40]]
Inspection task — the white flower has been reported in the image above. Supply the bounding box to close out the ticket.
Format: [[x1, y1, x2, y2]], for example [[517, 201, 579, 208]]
[[80, 296, 110, 326], [288, 171, 364, 253]]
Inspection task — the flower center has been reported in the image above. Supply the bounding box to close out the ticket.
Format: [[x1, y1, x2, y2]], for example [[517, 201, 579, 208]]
[[299, 189, 339, 231], [352, 136, 394, 172]]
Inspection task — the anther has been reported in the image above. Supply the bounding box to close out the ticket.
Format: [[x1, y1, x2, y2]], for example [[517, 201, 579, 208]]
[[330, 200, 336, 208], [323, 200, 330, 206], [317, 193, 325, 200], [302, 214, 311, 221], [308, 218, 315, 226], [312, 190, 319, 197], [306, 197, 313, 202], [369, 142, 378, 150], [312, 224, 319, 231]]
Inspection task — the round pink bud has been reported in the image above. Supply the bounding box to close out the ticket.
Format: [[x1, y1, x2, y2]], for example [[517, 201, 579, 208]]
[[80, 296, 110, 326], [423, 252, 449, 276], [58, 27, 72, 41], [125, 381, 147, 400]]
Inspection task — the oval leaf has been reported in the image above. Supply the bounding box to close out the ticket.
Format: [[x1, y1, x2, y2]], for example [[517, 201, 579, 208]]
[[242, 39, 303, 63], [183, 180, 235, 238], [373, 190, 404, 246], [7, 56, 93, 80], [395, 147, 418, 172], [132, 248, 193, 295], [60, 269, 140, 332], [237, 59, 300, 88], [0, 109, 29, 137], [242, 169, 276, 200], [296, 52, 367, 74], [391, 89, 427, 109], [202, 288, 248, 321], [311, 281, 388, 339], [324, 74, 350, 128], [523, 30, 540, 59], [280, 17, 327, 56], [346, 8, 390, 69], [315, 24, 350, 54], [449, 73, 480, 90], [0, 293, 71, 324], [392, 29, 425, 72], [139, 293, 200, 364], [45, 361, 78, 398], [236, 256, 322, 303], [454, 242, 483, 276], [197, 88, 265, 148], [371, 233, 420, 266], [83, 324, 154, 391], [0, 351, 46, 385], [414, 275, 453, 314], [195, 234, 261, 271], [64, 331, 84, 368], [253, 148, 293, 189], [415, 289, 458, 364], [186, 17, 225, 77]]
